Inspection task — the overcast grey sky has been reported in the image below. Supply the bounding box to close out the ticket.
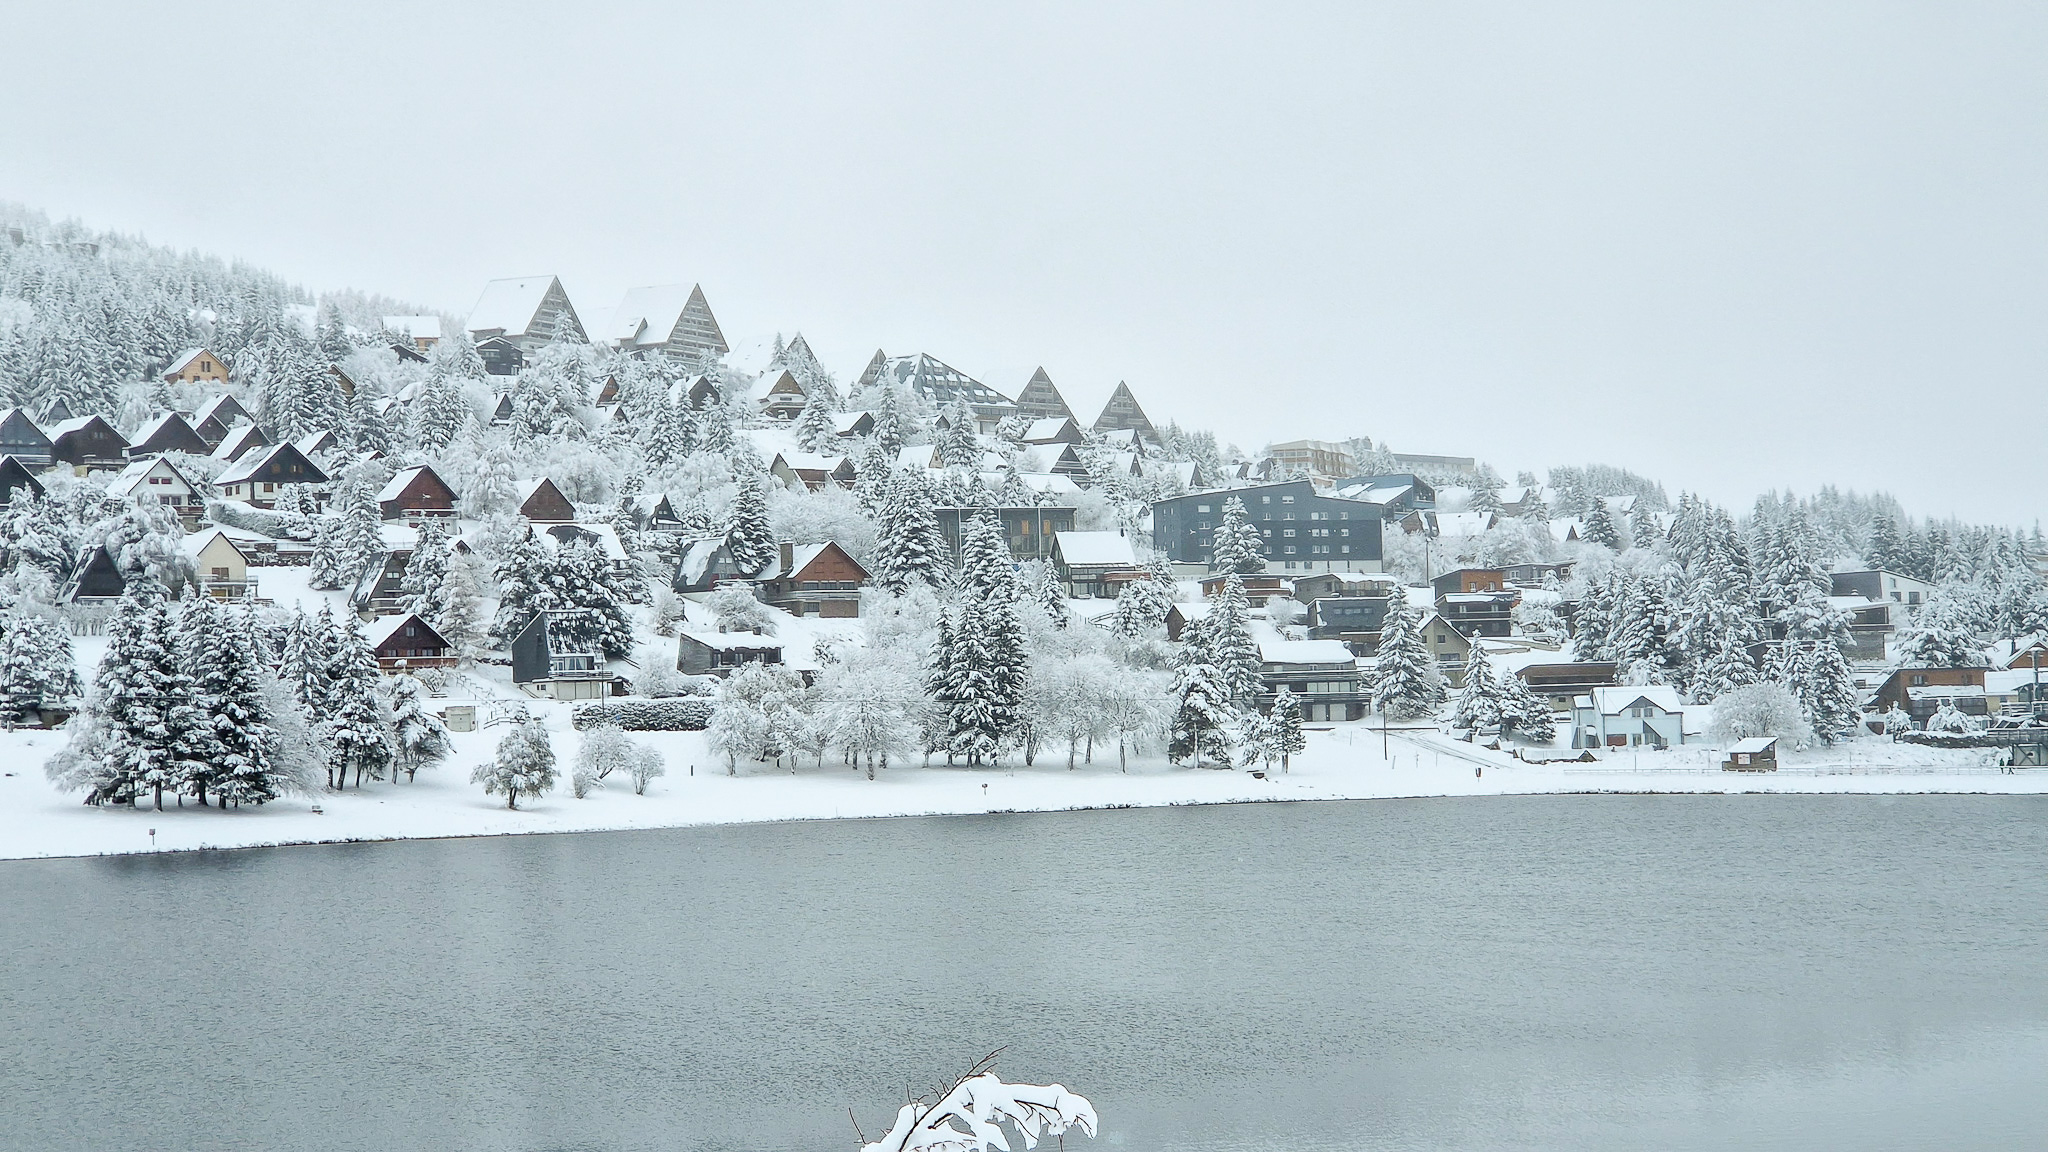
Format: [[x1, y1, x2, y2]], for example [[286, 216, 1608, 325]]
[[3, 2, 2042, 523]]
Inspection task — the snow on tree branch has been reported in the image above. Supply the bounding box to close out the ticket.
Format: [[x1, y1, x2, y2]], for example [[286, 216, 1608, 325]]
[[858, 1054, 1097, 1152]]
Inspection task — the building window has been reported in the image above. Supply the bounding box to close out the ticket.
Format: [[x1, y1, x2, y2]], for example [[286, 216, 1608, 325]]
[[1341, 546, 1350, 554], [1261, 496, 1271, 504], [1281, 495, 1295, 504], [1197, 505, 1211, 513], [1285, 546, 1297, 555], [1282, 529, 1296, 538]]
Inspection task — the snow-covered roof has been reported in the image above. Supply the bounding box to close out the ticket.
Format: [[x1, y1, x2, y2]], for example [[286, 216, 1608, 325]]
[[163, 348, 216, 376], [1985, 669, 2048, 693], [382, 315, 441, 340], [216, 444, 291, 486], [1258, 637, 1356, 666], [125, 412, 187, 447], [1443, 590, 1516, 603], [896, 444, 939, 470], [191, 394, 245, 426], [295, 430, 336, 456], [1020, 418, 1071, 442], [678, 629, 781, 652], [1011, 471, 1083, 496], [468, 277, 558, 337], [535, 522, 628, 562], [376, 466, 431, 503], [363, 612, 448, 649], [1585, 685, 1686, 715], [773, 451, 846, 474], [831, 410, 871, 434], [677, 536, 724, 586], [104, 456, 189, 498], [1054, 530, 1137, 568], [1728, 737, 1778, 754], [177, 527, 247, 560], [47, 415, 106, 440], [604, 285, 696, 350], [1433, 511, 1497, 537]]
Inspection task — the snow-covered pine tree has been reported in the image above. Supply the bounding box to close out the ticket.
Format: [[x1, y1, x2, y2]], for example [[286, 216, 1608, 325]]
[[83, 579, 210, 809], [1167, 618, 1236, 767], [871, 470, 951, 595], [1372, 587, 1444, 720], [1582, 499, 1621, 550], [490, 530, 560, 645], [401, 518, 451, 620], [0, 610, 81, 728], [1271, 685, 1306, 771], [938, 400, 980, 468], [335, 479, 386, 590], [323, 614, 393, 788], [1865, 515, 1902, 572], [436, 550, 492, 661], [472, 712, 556, 809], [556, 539, 637, 658], [1630, 509, 1660, 551], [1793, 639, 1862, 746], [1032, 561, 1069, 628], [723, 466, 776, 576], [794, 385, 838, 454], [386, 674, 451, 782], [189, 599, 286, 807], [697, 400, 737, 457], [1450, 642, 1502, 732], [929, 599, 1002, 765], [307, 518, 345, 590], [1208, 573, 1265, 707], [1211, 496, 1268, 573], [870, 384, 905, 455], [1495, 670, 1556, 742]]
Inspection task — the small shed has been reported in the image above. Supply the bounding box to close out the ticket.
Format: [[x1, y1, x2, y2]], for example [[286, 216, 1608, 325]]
[[1723, 737, 1780, 772]]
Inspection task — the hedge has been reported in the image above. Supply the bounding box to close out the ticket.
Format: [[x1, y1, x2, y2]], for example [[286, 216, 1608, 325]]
[[572, 697, 716, 731]]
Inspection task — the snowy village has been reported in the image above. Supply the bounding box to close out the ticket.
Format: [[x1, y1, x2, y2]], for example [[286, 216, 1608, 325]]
[[0, 206, 2043, 861]]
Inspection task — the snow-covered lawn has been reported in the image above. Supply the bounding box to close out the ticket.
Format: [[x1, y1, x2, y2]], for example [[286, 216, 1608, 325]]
[[4, 717, 2041, 862]]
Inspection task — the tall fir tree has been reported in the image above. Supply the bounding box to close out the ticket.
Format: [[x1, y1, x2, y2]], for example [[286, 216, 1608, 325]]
[[1582, 498, 1621, 550], [1450, 642, 1503, 731], [723, 466, 776, 576], [1211, 496, 1268, 573], [1372, 587, 1444, 720], [1207, 573, 1265, 707], [871, 470, 951, 595], [324, 615, 393, 788]]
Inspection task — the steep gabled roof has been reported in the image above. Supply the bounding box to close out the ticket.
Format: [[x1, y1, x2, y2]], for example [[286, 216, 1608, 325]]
[[106, 455, 195, 498], [1091, 380, 1156, 439], [604, 284, 728, 356], [211, 422, 270, 461], [876, 353, 1015, 414], [125, 411, 208, 455], [365, 611, 450, 651], [467, 276, 578, 339], [217, 442, 329, 487], [192, 393, 251, 428], [163, 347, 226, 377], [1012, 367, 1075, 421]]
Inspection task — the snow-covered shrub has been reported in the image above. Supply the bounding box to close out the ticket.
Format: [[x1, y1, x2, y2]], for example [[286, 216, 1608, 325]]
[[570, 697, 715, 731], [856, 1055, 1097, 1152], [705, 582, 775, 636], [632, 646, 693, 697], [650, 588, 688, 637], [1924, 701, 1983, 735], [1707, 683, 1813, 750], [471, 715, 556, 809]]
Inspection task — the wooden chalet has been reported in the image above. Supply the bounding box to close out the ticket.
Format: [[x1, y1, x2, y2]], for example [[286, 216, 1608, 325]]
[[676, 630, 783, 678], [1019, 417, 1085, 447], [294, 428, 340, 462], [216, 443, 329, 508], [672, 536, 766, 593], [832, 410, 875, 439], [594, 374, 621, 407], [754, 542, 867, 618], [365, 612, 455, 672], [1871, 666, 1991, 724], [749, 367, 810, 422], [190, 393, 254, 448], [510, 611, 612, 700], [106, 457, 204, 527], [49, 415, 128, 472], [488, 393, 514, 425], [1199, 572, 1290, 605], [181, 528, 260, 600], [61, 545, 126, 604], [378, 464, 460, 521], [0, 455, 47, 507], [515, 477, 575, 523], [162, 347, 229, 387], [627, 492, 683, 531], [770, 452, 855, 492], [1052, 530, 1143, 599], [211, 422, 271, 463], [1515, 662, 1619, 710], [0, 408, 52, 466], [683, 374, 722, 409], [125, 412, 210, 458]]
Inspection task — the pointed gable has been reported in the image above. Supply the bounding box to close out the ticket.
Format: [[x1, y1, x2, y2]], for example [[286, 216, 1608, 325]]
[[0, 454, 45, 505], [211, 422, 272, 462], [605, 284, 728, 359], [124, 411, 210, 458], [467, 275, 584, 343], [0, 408, 51, 464], [515, 477, 575, 523], [1013, 367, 1076, 422], [48, 415, 127, 468], [377, 464, 460, 520], [1091, 380, 1156, 441], [854, 349, 889, 396]]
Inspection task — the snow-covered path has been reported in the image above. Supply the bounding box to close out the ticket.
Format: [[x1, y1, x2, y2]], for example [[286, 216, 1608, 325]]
[[3, 721, 2043, 862]]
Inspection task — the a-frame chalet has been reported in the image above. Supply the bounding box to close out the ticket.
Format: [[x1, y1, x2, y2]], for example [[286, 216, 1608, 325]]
[[1013, 367, 1076, 422], [603, 284, 729, 362], [466, 276, 585, 375], [1091, 380, 1158, 443]]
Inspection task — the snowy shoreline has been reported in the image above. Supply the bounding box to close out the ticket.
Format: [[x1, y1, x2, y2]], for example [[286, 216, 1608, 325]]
[[5, 722, 2041, 862]]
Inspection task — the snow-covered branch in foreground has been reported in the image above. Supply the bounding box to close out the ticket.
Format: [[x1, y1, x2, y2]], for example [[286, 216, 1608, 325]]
[[860, 1070, 1097, 1152]]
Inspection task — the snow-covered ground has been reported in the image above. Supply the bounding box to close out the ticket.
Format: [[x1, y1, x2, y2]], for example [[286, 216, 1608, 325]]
[[4, 715, 2040, 861]]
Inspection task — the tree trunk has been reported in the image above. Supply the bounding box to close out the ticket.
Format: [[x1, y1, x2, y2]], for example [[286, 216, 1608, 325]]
[[1120, 738, 1128, 773], [1085, 734, 1093, 764], [1067, 739, 1076, 770], [507, 790, 518, 810], [153, 784, 163, 811]]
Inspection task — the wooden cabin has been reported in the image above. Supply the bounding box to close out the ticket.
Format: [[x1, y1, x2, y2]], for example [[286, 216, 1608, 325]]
[[48, 415, 128, 473], [754, 542, 867, 618], [365, 612, 456, 672], [0, 455, 46, 508], [1722, 736, 1779, 772], [510, 612, 612, 700], [515, 477, 575, 523], [61, 545, 127, 604], [770, 452, 856, 492], [106, 457, 204, 528], [216, 443, 330, 508], [211, 422, 271, 463], [676, 630, 784, 678], [0, 408, 52, 466], [124, 412, 210, 458], [190, 394, 254, 448], [378, 465, 460, 521], [162, 347, 229, 387]]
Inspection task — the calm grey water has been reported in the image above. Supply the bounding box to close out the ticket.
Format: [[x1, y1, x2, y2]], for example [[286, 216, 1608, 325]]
[[4, 796, 2046, 1152]]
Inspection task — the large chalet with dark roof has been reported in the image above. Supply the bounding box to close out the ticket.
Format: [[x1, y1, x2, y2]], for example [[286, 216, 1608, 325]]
[[0, 408, 52, 466], [48, 415, 128, 472], [753, 541, 868, 618], [216, 442, 328, 507], [1013, 367, 1076, 422], [860, 352, 1017, 433], [1091, 381, 1157, 443], [211, 422, 271, 462], [465, 275, 585, 374], [124, 412, 210, 458]]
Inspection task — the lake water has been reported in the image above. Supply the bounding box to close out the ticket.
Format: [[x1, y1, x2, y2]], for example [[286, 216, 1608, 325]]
[[4, 796, 2046, 1151]]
